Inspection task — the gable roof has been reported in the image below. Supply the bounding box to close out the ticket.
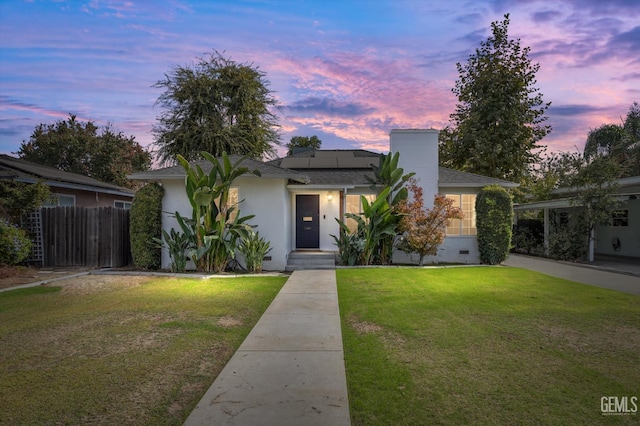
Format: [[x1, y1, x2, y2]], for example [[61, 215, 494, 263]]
[[128, 154, 309, 183], [0, 154, 134, 197], [128, 150, 518, 188], [273, 150, 517, 188]]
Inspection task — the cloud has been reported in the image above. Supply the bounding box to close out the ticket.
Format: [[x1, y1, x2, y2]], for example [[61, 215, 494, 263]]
[[531, 10, 563, 23], [270, 49, 456, 149], [286, 97, 375, 117], [549, 104, 609, 116], [611, 25, 640, 51], [0, 96, 90, 121], [611, 72, 640, 82]]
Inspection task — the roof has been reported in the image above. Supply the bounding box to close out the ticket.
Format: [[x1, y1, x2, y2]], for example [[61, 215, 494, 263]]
[[128, 154, 309, 183], [515, 175, 640, 210], [274, 150, 518, 188], [438, 167, 519, 188], [128, 150, 518, 188], [0, 154, 134, 197]]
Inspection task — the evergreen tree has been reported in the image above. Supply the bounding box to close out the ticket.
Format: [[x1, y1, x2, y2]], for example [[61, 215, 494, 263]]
[[440, 14, 551, 183]]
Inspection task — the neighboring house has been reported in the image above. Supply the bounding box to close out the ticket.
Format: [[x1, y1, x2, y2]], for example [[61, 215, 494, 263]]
[[514, 175, 640, 261], [129, 129, 517, 270], [0, 154, 134, 208]]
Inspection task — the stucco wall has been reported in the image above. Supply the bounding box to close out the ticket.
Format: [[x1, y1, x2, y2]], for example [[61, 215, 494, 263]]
[[236, 177, 291, 270], [595, 198, 640, 258], [160, 179, 190, 270], [390, 129, 439, 209], [159, 176, 292, 271]]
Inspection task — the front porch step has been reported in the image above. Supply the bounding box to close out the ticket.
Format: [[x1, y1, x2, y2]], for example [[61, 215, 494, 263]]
[[285, 251, 336, 271]]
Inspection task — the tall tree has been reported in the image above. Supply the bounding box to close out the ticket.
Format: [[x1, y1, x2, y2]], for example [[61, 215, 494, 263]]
[[153, 51, 281, 164], [584, 102, 640, 177], [285, 135, 322, 155], [440, 14, 551, 183], [17, 115, 151, 189]]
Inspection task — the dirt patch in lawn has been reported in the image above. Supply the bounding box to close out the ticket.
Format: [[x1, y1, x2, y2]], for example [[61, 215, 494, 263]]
[[217, 316, 243, 327], [539, 323, 640, 354], [347, 313, 384, 334], [0, 265, 91, 289], [54, 275, 150, 295]]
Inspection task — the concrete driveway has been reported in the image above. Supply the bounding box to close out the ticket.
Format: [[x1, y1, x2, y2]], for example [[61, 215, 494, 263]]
[[503, 254, 640, 296]]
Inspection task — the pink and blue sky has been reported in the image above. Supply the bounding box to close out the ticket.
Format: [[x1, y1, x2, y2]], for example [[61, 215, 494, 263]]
[[1, 0, 638, 159]]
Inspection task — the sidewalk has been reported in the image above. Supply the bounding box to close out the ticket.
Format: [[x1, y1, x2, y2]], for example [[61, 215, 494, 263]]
[[183, 270, 351, 426], [503, 254, 640, 295]]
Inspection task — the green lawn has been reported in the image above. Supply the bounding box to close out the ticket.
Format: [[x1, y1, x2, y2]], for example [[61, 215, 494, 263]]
[[337, 267, 640, 426], [0, 275, 286, 425]]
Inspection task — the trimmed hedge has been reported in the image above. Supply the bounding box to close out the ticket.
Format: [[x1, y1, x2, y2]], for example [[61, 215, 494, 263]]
[[476, 185, 513, 265], [130, 183, 164, 269]]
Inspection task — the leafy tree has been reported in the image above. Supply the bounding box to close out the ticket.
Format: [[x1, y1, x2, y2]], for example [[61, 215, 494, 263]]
[[286, 135, 322, 155], [584, 102, 640, 177], [17, 115, 151, 189], [566, 155, 621, 261], [153, 51, 281, 165], [527, 151, 583, 201], [440, 14, 551, 183], [396, 179, 463, 265], [0, 181, 51, 224], [527, 150, 622, 261]]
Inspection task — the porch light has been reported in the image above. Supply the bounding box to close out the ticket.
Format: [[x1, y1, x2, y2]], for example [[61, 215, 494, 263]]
[[327, 192, 334, 201]]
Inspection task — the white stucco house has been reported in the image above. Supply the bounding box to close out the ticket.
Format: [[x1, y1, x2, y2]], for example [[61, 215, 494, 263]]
[[129, 129, 517, 270]]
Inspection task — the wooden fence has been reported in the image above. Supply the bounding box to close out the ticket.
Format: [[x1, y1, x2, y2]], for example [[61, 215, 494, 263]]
[[40, 207, 131, 267]]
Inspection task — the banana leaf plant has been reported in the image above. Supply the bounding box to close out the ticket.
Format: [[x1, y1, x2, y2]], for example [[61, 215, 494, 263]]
[[152, 227, 190, 272], [365, 152, 415, 263], [343, 187, 397, 265], [176, 151, 260, 273]]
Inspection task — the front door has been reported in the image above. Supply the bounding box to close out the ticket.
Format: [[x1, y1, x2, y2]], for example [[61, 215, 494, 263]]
[[296, 194, 320, 249]]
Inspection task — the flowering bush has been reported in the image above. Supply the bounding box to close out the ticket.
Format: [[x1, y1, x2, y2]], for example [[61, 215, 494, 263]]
[[396, 179, 464, 265], [0, 219, 32, 265]]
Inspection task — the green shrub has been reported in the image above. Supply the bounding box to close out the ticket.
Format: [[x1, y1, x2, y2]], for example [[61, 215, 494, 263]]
[[331, 220, 365, 266], [0, 219, 32, 265], [130, 183, 164, 269], [511, 219, 544, 255], [476, 185, 513, 265], [238, 231, 272, 273], [548, 213, 589, 261]]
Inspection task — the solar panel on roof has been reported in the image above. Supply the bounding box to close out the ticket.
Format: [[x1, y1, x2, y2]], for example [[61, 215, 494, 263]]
[[280, 157, 310, 168], [355, 157, 378, 168], [308, 157, 338, 168], [314, 151, 353, 158]]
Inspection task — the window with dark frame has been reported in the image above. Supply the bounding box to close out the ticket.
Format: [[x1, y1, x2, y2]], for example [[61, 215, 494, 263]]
[[611, 210, 629, 227]]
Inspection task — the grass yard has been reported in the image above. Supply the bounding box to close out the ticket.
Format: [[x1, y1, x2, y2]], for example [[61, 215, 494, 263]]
[[337, 267, 640, 425], [0, 274, 286, 425]]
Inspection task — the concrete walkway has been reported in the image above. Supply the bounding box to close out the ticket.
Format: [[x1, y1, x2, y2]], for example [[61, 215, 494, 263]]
[[183, 270, 351, 426], [503, 254, 640, 295]]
